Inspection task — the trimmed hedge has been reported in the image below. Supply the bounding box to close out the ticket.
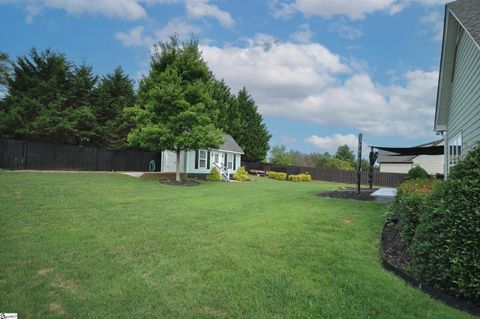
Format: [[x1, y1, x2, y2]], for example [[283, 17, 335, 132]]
[[267, 171, 287, 181], [287, 173, 312, 182], [300, 173, 312, 182], [390, 178, 438, 244], [233, 166, 249, 181], [406, 165, 429, 180], [391, 143, 480, 305], [206, 167, 221, 181], [410, 145, 480, 305], [288, 174, 302, 182]]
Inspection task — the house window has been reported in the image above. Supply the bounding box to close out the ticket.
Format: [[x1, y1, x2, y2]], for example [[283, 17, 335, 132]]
[[199, 150, 207, 168], [448, 133, 462, 169], [227, 154, 233, 169], [214, 153, 219, 164]]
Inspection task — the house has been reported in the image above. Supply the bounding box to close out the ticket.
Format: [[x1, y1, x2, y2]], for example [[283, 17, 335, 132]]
[[434, 0, 480, 176], [378, 139, 445, 175], [160, 133, 244, 180]]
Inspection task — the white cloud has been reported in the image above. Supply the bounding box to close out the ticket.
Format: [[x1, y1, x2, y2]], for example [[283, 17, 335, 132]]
[[115, 26, 148, 46], [271, 0, 449, 20], [200, 35, 439, 139], [273, 0, 396, 20], [115, 19, 200, 47], [3, 0, 235, 26], [290, 23, 313, 43], [280, 135, 298, 145], [1, 0, 147, 20], [185, 0, 234, 28], [420, 10, 444, 41], [305, 134, 358, 153], [329, 18, 363, 39], [32, 0, 147, 20]]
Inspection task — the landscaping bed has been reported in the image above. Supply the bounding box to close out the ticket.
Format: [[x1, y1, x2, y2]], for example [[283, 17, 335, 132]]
[[140, 172, 188, 181], [381, 223, 411, 271], [381, 223, 480, 317], [316, 188, 377, 201]]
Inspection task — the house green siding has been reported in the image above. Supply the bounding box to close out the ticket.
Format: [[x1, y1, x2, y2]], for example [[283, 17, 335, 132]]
[[185, 150, 241, 174], [447, 29, 480, 157]]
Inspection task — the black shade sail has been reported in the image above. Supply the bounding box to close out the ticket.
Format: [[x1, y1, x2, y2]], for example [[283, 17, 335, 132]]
[[371, 145, 444, 156]]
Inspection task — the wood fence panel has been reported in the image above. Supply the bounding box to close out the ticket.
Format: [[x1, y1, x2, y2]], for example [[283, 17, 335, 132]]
[[243, 161, 407, 188], [0, 139, 161, 172]]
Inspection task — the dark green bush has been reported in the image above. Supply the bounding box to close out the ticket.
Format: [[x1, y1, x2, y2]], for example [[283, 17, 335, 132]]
[[410, 144, 480, 305], [405, 165, 429, 180], [390, 179, 438, 244]]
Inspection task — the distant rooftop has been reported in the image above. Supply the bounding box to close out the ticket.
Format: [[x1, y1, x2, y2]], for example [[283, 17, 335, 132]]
[[448, 0, 480, 47]]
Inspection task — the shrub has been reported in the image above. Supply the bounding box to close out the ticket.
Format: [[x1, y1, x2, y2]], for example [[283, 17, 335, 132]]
[[299, 172, 312, 182], [233, 166, 249, 181], [287, 173, 312, 182], [288, 174, 301, 182], [410, 143, 480, 305], [390, 179, 438, 244], [267, 171, 287, 181], [206, 167, 221, 181], [405, 165, 429, 180]]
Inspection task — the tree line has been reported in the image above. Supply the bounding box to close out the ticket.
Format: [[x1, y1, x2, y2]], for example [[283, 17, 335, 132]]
[[269, 144, 374, 171], [0, 38, 270, 162]]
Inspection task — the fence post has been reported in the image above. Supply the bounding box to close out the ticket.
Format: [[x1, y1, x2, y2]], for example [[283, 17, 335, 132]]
[[357, 133, 363, 193], [22, 141, 28, 169]]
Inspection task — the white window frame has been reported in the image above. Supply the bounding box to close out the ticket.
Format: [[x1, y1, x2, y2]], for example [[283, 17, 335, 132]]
[[448, 133, 462, 171], [227, 153, 233, 169], [199, 150, 207, 168]]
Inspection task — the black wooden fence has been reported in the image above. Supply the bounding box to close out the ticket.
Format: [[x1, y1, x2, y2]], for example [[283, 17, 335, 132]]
[[0, 139, 161, 171], [243, 161, 407, 187]]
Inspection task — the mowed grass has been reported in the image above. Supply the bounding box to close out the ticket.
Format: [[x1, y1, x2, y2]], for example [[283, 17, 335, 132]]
[[0, 172, 473, 319]]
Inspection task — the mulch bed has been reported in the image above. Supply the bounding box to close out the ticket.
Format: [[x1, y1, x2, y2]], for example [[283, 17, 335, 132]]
[[160, 180, 199, 186], [381, 223, 412, 271], [316, 188, 377, 201], [380, 223, 480, 317]]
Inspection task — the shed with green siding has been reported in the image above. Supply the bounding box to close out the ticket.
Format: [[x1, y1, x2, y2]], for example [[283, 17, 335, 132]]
[[160, 133, 244, 180], [434, 0, 480, 176]]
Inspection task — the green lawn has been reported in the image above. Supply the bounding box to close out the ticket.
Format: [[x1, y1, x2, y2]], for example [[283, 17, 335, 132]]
[[0, 172, 473, 318]]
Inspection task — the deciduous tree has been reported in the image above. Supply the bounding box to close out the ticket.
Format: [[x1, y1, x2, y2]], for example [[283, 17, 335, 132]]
[[128, 36, 223, 181]]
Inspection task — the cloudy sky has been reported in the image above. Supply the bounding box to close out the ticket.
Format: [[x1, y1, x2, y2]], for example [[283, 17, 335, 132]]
[[0, 0, 449, 153]]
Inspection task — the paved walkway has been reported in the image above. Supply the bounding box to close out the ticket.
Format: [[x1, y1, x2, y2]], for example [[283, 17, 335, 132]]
[[371, 187, 397, 203], [121, 172, 144, 178]]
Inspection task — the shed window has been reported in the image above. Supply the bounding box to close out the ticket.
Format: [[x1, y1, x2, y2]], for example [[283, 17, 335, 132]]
[[199, 150, 207, 168], [448, 134, 462, 170], [227, 154, 233, 169]]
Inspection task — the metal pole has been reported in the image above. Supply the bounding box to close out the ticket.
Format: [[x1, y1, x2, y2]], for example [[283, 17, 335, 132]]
[[357, 133, 363, 194]]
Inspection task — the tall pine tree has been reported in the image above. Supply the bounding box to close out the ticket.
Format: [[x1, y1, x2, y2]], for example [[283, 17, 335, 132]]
[[0, 49, 99, 144], [94, 66, 136, 149], [236, 87, 271, 162], [0, 51, 11, 96]]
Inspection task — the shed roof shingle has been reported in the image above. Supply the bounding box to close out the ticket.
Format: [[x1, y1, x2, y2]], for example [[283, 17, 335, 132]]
[[218, 134, 244, 154]]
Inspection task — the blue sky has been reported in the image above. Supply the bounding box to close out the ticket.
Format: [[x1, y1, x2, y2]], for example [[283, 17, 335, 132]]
[[0, 0, 449, 153]]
